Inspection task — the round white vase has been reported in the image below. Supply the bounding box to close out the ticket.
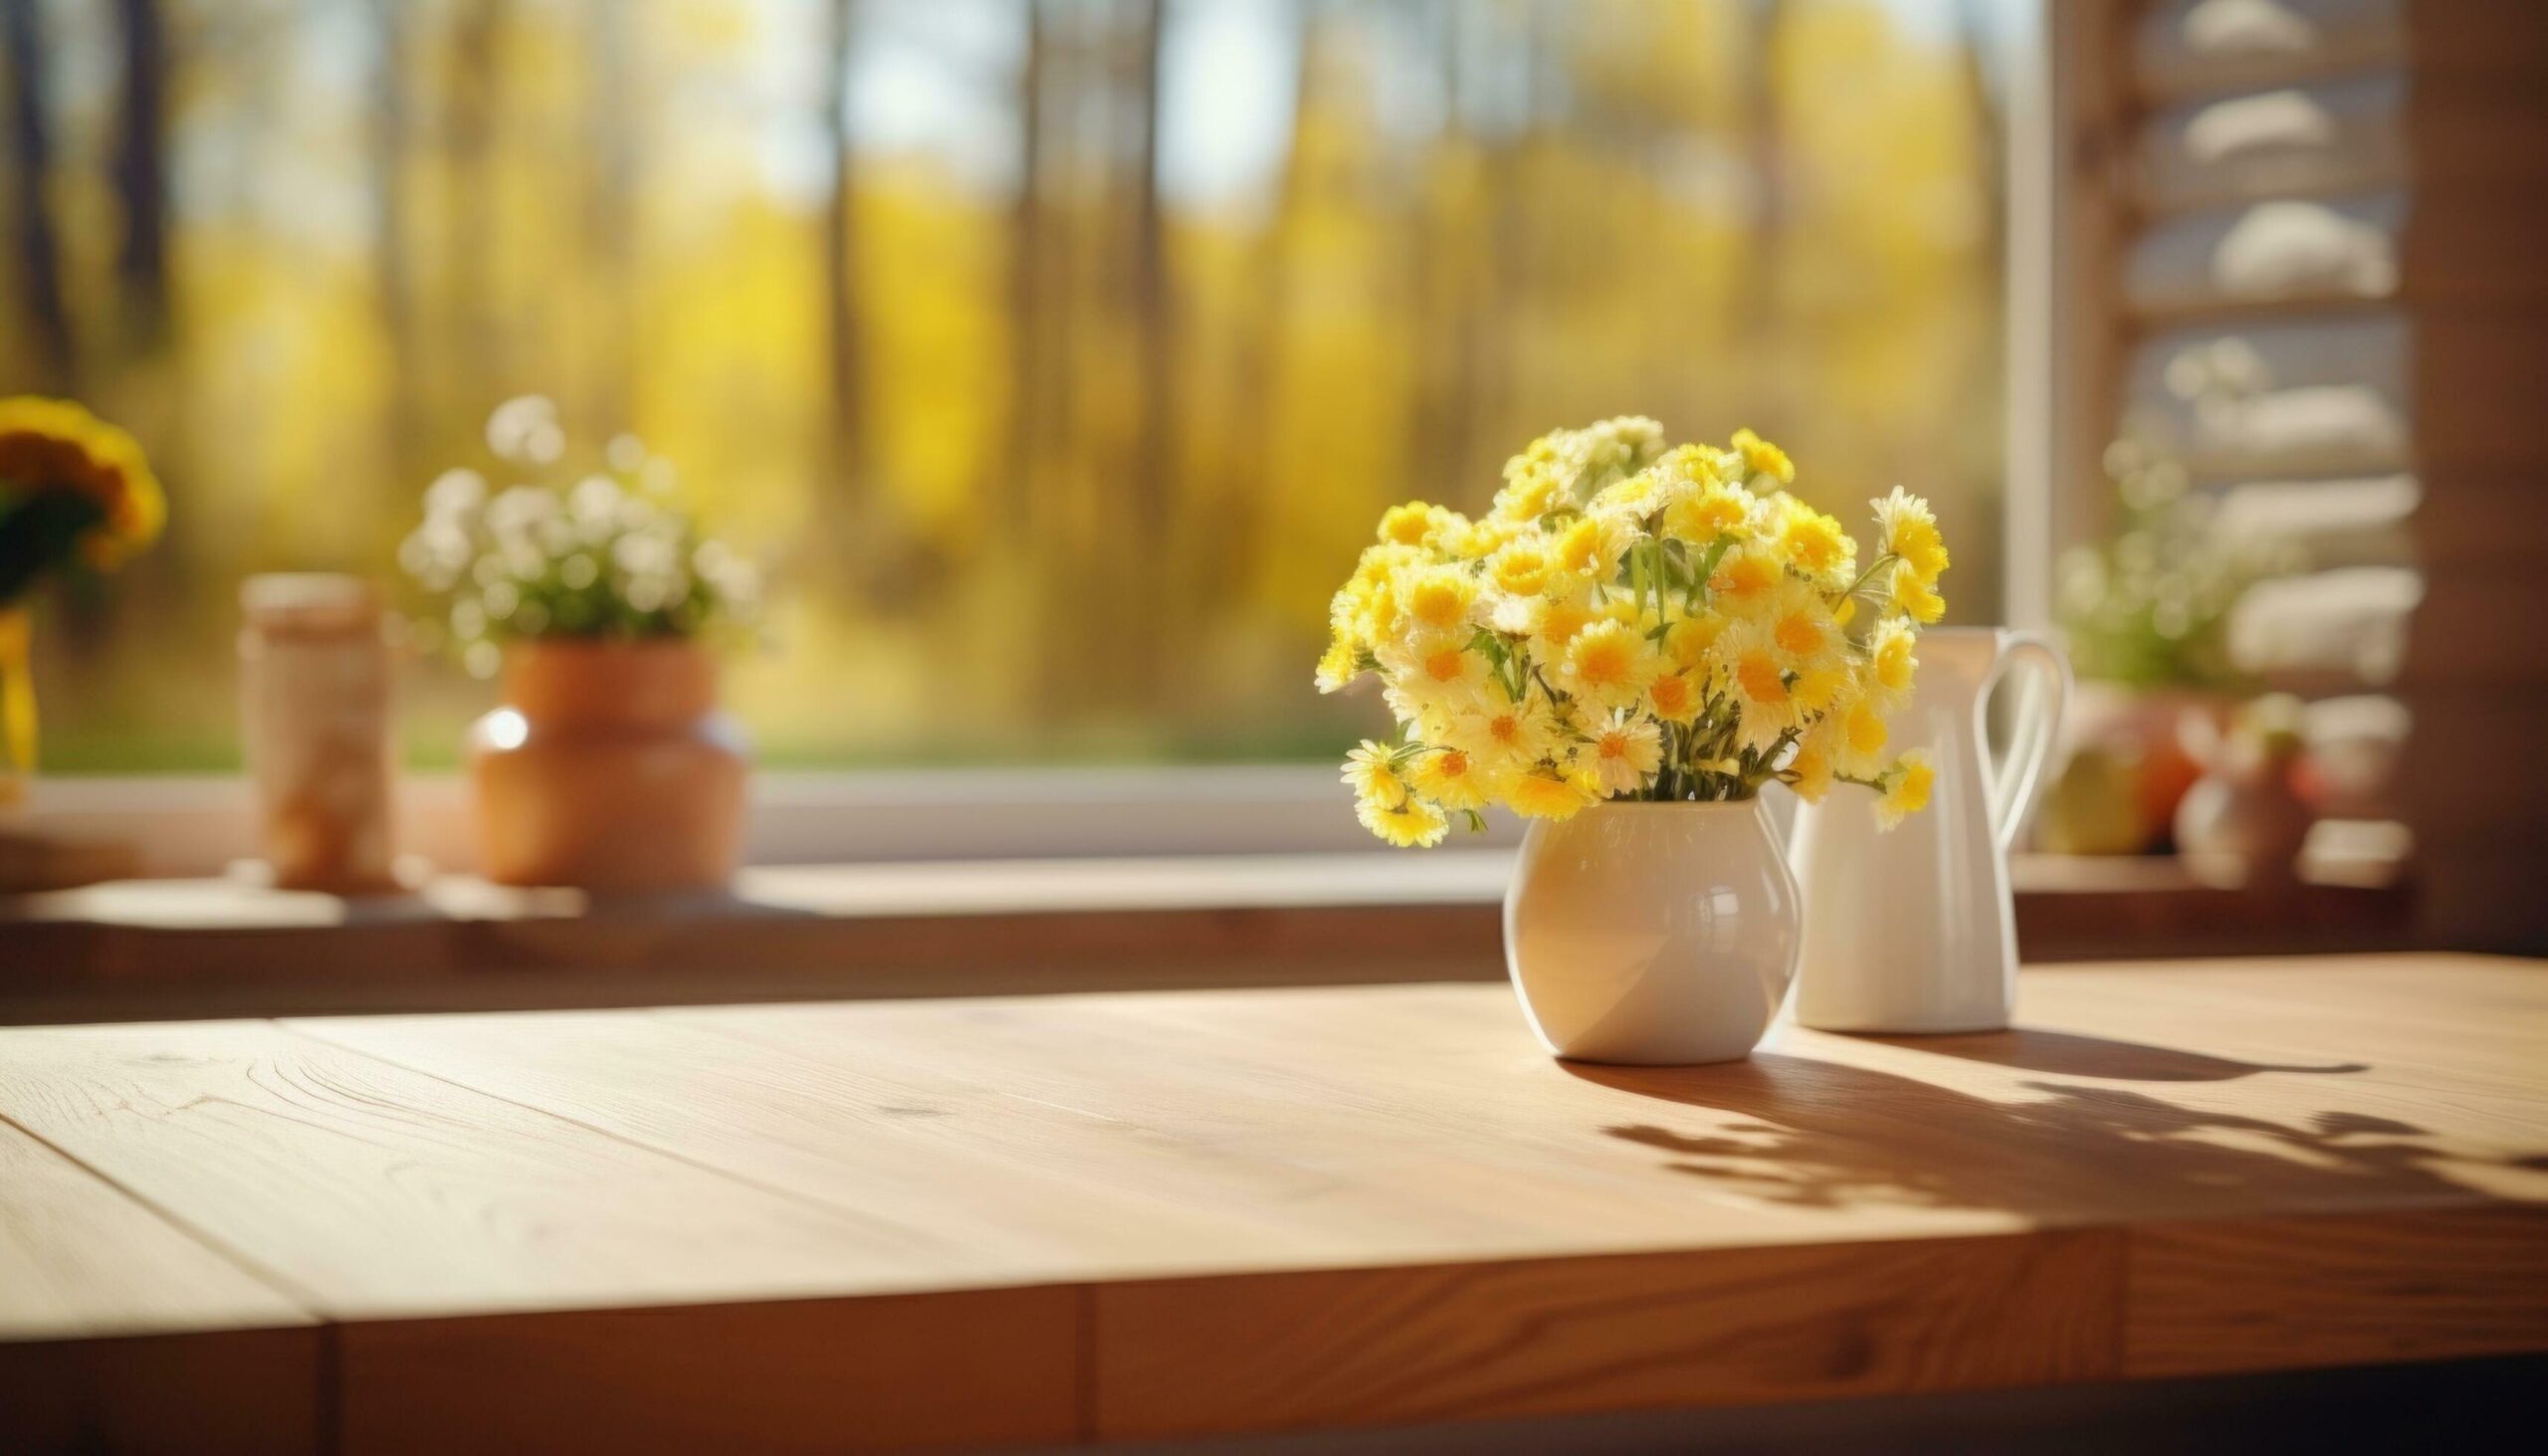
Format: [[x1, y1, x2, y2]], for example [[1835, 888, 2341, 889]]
[[1504, 799, 1802, 1065]]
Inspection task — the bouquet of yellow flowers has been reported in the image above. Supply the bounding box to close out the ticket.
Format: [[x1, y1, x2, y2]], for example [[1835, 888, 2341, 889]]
[[0, 397, 164, 604], [0, 397, 164, 795], [1319, 418, 1949, 847]]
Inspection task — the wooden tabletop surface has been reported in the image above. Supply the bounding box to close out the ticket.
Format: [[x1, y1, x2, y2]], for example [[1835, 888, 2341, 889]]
[[4, 953, 2544, 1453]]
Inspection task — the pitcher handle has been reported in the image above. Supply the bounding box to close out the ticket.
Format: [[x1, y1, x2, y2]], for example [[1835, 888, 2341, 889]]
[[1987, 631, 2071, 854]]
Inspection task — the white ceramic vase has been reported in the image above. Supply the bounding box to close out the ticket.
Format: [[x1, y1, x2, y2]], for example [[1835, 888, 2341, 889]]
[[1504, 799, 1801, 1065]]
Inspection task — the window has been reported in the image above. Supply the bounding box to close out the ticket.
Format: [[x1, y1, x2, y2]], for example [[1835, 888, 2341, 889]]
[[5, 0, 2015, 773]]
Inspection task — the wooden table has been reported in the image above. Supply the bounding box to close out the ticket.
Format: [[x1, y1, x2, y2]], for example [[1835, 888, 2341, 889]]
[[4, 953, 2543, 1453]]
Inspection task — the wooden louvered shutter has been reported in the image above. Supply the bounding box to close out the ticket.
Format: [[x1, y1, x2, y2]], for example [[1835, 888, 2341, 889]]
[[2040, 0, 2548, 950]]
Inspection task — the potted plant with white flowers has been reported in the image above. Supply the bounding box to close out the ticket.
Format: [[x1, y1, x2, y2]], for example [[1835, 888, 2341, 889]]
[[401, 397, 763, 891], [1317, 418, 1950, 1065]]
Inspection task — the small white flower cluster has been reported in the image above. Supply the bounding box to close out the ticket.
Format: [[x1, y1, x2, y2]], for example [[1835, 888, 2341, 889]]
[[399, 397, 761, 677]]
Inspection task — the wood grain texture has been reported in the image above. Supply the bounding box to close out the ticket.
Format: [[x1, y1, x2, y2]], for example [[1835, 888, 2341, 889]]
[[288, 1008, 1327, 1279], [1097, 1233, 2123, 1441], [0, 1019, 978, 1321], [0, 1114, 310, 1341], [0, 1327, 321, 1456], [0, 954, 2543, 1449], [338, 1288, 1080, 1455], [2127, 1205, 2548, 1377]]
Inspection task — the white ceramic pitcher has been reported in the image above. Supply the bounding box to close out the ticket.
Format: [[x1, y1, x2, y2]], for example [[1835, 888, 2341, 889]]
[[1787, 626, 2069, 1033]]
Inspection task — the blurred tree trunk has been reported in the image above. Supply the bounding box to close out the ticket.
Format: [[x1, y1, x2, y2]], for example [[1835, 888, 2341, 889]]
[[1127, 0, 1169, 520], [585, 0, 637, 434], [1407, 0, 1479, 497], [1021, 7, 1087, 721], [1949, 0, 2008, 618], [1, 0, 75, 392], [1125, 0, 1172, 695], [369, 0, 420, 483], [1402, 2, 1445, 491], [110, 0, 169, 348], [1952, 0, 2005, 281], [822, 0, 868, 519], [448, 0, 507, 395], [1005, 0, 1045, 542], [1217, 3, 1313, 591], [1439, 0, 1484, 492], [1740, 0, 1787, 427], [1474, 5, 1533, 453], [1044, 8, 1082, 574]]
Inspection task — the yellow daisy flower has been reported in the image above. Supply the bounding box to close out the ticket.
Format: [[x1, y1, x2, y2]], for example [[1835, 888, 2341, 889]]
[[1502, 432, 1563, 486], [1731, 427, 1795, 484], [1653, 441, 1726, 491], [1769, 497, 1857, 588], [1378, 502, 1457, 549], [1341, 739, 1407, 803], [1380, 628, 1490, 723], [1645, 669, 1704, 725], [1487, 538, 1558, 599], [1314, 632, 1361, 694], [1707, 542, 1785, 618], [1591, 469, 1665, 524], [1786, 725, 1838, 804], [1889, 560, 1946, 624], [1347, 542, 1420, 595], [1441, 689, 1558, 778], [1360, 791, 1449, 848], [1662, 478, 1754, 545], [1552, 513, 1633, 582], [1410, 744, 1491, 812], [1492, 464, 1566, 522], [1586, 710, 1664, 795], [1764, 579, 1844, 674], [1663, 613, 1726, 672], [1528, 592, 1600, 658], [1791, 662, 1853, 717], [1874, 750, 1936, 831], [1874, 487, 1950, 584], [1502, 762, 1600, 820], [1487, 587, 1543, 636], [1723, 624, 1804, 751], [1451, 515, 1521, 561], [1559, 617, 1661, 711], [1401, 564, 1479, 634], [1835, 696, 1890, 777], [1868, 617, 1918, 703]]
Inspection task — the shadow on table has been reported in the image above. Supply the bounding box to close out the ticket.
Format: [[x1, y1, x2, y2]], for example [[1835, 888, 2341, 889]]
[[1569, 1050, 2536, 1217], [1853, 1028, 2366, 1082]]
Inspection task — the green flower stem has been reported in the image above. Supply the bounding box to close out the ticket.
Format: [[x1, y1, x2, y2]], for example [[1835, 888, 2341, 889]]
[[1840, 549, 1901, 603]]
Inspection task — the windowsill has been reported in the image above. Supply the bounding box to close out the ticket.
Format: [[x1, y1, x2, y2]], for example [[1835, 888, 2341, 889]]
[[1, 850, 2418, 1024], [5, 766, 1524, 882]]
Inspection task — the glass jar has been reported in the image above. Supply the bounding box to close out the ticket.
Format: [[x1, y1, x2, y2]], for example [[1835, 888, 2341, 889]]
[[238, 574, 398, 891]]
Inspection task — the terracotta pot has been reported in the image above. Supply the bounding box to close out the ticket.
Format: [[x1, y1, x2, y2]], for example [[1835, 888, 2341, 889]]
[[2175, 762, 2315, 889], [466, 639, 748, 891]]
